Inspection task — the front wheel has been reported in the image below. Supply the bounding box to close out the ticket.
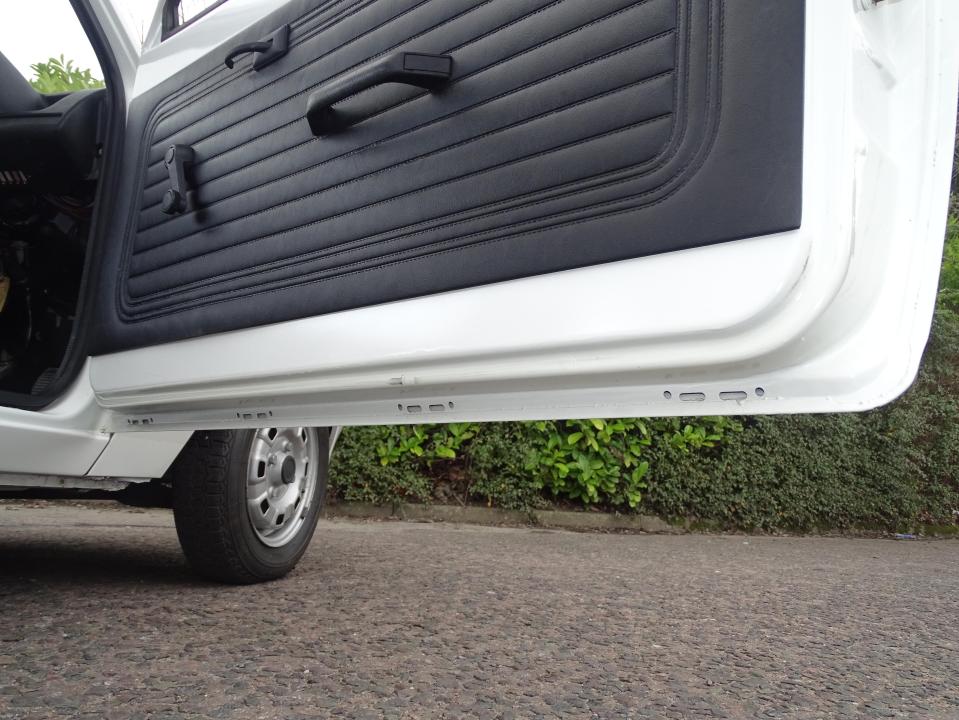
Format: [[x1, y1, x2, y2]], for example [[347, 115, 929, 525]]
[[171, 427, 329, 584]]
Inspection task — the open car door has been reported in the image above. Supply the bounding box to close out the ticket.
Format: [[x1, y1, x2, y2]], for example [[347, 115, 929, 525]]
[[86, 0, 959, 432]]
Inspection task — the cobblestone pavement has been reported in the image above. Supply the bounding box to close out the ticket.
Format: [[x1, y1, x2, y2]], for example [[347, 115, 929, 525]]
[[0, 501, 957, 719]]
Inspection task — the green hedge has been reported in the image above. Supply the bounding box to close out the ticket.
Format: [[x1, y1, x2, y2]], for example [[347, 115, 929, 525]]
[[330, 177, 959, 533], [330, 416, 742, 511]]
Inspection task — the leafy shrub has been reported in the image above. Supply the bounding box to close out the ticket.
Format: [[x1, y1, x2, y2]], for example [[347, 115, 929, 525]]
[[951, 107, 959, 219], [523, 419, 650, 508], [941, 213, 959, 296], [328, 426, 433, 506], [29, 56, 103, 94], [521, 416, 741, 508], [331, 416, 743, 511], [466, 423, 547, 511], [375, 423, 480, 466]]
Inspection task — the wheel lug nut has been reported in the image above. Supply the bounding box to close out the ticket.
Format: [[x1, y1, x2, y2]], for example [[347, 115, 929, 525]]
[[283, 441, 292, 452], [267, 454, 277, 465]]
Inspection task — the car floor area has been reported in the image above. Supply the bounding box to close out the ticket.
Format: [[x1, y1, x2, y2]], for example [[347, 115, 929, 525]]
[[0, 501, 957, 719]]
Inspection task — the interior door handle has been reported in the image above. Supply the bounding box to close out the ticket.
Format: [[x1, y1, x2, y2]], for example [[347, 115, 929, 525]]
[[306, 51, 453, 136], [224, 25, 290, 71]]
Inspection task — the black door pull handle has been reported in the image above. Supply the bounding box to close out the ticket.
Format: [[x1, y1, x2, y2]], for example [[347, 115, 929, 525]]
[[306, 51, 453, 136], [225, 41, 271, 69], [224, 25, 290, 70]]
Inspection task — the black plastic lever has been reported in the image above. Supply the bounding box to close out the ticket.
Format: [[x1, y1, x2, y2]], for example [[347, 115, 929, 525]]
[[161, 144, 195, 215], [224, 25, 290, 70], [306, 51, 453, 136]]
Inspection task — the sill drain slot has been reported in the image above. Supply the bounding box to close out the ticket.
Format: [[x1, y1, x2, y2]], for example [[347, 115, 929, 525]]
[[679, 392, 706, 402], [719, 391, 748, 401], [399, 402, 455, 414], [236, 411, 273, 420]]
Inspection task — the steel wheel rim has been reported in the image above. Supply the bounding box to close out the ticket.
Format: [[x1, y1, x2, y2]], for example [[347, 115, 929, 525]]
[[245, 427, 319, 548]]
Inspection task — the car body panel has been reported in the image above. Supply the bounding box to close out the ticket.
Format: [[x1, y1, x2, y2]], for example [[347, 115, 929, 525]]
[[1, 0, 958, 480]]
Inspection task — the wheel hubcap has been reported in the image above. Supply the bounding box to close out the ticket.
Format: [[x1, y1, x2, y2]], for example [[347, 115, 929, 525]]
[[281, 456, 296, 484], [246, 427, 319, 548]]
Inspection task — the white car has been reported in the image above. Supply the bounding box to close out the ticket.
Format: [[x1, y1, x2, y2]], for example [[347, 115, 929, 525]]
[[0, 0, 957, 582]]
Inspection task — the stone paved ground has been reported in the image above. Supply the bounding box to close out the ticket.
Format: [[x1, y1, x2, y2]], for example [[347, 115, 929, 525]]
[[0, 501, 957, 719]]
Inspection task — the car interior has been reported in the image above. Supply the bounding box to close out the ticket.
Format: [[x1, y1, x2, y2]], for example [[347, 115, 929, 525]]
[[0, 51, 106, 396]]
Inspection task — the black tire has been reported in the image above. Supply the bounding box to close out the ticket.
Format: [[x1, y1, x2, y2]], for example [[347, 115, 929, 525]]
[[171, 428, 329, 584]]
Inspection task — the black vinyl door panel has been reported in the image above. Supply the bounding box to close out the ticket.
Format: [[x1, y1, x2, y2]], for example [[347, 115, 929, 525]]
[[92, 0, 804, 354]]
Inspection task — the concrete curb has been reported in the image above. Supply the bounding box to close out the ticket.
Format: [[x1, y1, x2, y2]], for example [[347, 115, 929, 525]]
[[323, 502, 683, 534], [321, 504, 959, 539]]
